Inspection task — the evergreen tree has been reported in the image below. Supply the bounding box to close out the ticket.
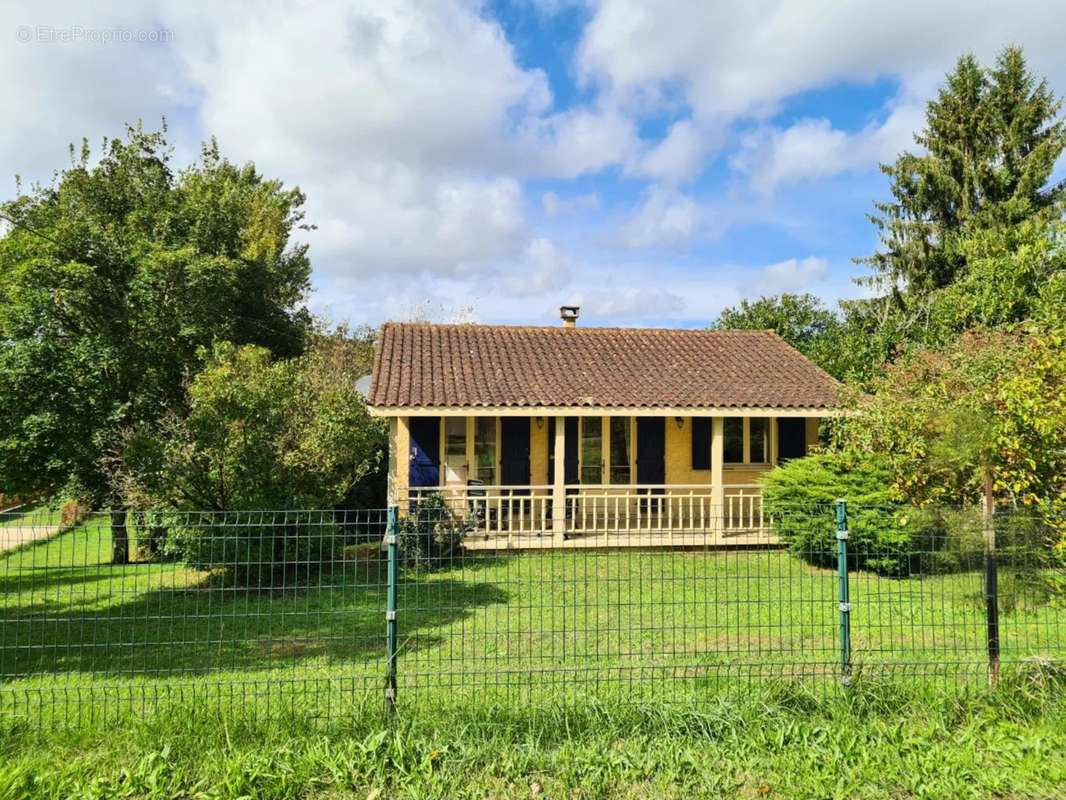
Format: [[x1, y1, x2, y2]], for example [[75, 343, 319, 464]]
[[861, 46, 1064, 297]]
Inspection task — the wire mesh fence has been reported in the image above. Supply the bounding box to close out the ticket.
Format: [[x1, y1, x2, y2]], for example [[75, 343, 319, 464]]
[[0, 501, 1063, 727]]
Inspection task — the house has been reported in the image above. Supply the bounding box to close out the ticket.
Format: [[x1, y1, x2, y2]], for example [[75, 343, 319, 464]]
[[368, 307, 842, 548]]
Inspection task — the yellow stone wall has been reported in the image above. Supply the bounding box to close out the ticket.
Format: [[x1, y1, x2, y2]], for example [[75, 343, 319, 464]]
[[806, 417, 820, 449], [664, 417, 713, 485], [722, 465, 772, 485]]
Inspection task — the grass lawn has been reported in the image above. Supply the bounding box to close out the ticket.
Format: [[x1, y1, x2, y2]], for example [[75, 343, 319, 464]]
[[1, 518, 1065, 797], [1, 517, 1064, 723], [1, 682, 1065, 798]]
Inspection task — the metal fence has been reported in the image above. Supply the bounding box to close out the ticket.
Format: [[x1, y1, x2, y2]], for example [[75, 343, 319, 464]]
[[0, 502, 1063, 727]]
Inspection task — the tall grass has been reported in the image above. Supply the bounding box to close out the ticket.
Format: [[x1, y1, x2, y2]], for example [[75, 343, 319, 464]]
[[1, 676, 1065, 799]]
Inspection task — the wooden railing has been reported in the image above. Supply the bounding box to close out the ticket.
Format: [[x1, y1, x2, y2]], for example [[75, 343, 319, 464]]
[[404, 484, 765, 539]]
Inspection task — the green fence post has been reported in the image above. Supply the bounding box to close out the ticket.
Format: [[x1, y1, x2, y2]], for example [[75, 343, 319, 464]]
[[835, 499, 852, 683], [385, 505, 398, 714]]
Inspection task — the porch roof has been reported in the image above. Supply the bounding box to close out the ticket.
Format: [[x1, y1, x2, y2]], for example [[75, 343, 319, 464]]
[[369, 323, 842, 412]]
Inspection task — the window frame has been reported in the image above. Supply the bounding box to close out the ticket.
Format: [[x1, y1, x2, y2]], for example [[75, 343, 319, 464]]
[[608, 416, 632, 485], [579, 416, 604, 485], [473, 416, 498, 485], [748, 417, 769, 465], [723, 417, 744, 464]]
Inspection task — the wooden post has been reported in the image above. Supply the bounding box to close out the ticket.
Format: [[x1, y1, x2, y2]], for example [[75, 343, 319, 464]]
[[711, 417, 724, 534], [552, 415, 566, 544], [394, 416, 411, 510]]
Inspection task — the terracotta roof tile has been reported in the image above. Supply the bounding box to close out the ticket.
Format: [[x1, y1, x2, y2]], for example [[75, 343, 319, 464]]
[[369, 323, 841, 410]]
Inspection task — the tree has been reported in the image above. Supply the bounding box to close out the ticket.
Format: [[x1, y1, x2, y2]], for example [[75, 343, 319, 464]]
[[0, 125, 313, 559], [861, 47, 1065, 298], [927, 216, 1066, 343], [836, 326, 1066, 532], [114, 341, 385, 512], [711, 293, 846, 377]]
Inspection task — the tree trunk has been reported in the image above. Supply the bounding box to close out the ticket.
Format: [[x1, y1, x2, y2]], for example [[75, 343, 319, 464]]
[[111, 508, 129, 565]]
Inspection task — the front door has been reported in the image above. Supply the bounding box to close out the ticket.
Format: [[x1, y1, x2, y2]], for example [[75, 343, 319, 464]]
[[636, 417, 666, 484], [443, 417, 468, 484], [409, 417, 440, 488], [500, 417, 531, 486]]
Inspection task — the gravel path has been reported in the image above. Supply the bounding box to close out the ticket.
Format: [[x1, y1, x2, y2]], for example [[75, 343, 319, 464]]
[[0, 524, 61, 553]]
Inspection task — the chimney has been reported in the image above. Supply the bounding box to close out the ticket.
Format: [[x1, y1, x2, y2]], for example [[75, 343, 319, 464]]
[[560, 305, 580, 328]]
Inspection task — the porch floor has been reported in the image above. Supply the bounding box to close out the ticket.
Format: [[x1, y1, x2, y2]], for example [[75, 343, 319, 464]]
[[462, 529, 779, 551]]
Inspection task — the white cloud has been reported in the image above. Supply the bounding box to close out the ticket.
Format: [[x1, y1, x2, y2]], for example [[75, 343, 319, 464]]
[[577, 286, 686, 319], [731, 87, 927, 192], [0, 0, 640, 299], [501, 238, 573, 297], [0, 3, 197, 191], [578, 1, 1065, 125], [753, 256, 829, 293], [309, 167, 528, 276], [543, 191, 600, 217], [6, 0, 1065, 330], [619, 186, 699, 248], [518, 106, 640, 178], [577, 0, 1066, 192], [630, 119, 718, 185]]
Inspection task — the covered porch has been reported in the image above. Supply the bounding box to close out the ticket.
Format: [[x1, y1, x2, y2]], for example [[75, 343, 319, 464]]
[[389, 411, 819, 549]]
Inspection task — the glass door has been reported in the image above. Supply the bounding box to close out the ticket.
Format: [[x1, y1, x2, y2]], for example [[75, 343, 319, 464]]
[[444, 417, 468, 484]]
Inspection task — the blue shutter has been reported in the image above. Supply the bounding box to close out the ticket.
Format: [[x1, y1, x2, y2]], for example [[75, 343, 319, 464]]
[[691, 417, 711, 470]]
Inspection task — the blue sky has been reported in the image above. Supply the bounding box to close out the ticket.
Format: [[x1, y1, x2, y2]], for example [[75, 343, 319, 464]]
[[3, 1, 1065, 328]]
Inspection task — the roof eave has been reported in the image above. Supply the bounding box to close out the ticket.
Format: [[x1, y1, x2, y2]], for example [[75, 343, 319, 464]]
[[368, 404, 848, 418]]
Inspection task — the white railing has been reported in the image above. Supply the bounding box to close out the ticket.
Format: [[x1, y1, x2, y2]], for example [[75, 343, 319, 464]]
[[404, 484, 765, 539]]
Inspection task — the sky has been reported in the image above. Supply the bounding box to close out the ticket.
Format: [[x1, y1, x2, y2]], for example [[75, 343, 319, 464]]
[[3, 1, 1066, 329]]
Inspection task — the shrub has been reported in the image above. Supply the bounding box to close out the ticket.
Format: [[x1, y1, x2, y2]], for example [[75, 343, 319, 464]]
[[166, 511, 342, 587], [761, 452, 937, 576], [395, 493, 472, 570]]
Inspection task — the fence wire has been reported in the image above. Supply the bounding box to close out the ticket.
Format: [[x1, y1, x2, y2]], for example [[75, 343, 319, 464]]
[[0, 502, 1062, 726]]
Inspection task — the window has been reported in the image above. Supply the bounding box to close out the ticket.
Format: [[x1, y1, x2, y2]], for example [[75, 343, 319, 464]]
[[724, 417, 744, 463], [690, 418, 711, 470], [749, 418, 768, 463], [609, 417, 631, 484], [474, 417, 496, 484], [580, 417, 603, 484], [444, 417, 467, 483]]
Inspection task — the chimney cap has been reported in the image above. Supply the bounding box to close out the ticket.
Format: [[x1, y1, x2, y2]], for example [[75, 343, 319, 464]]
[[560, 305, 580, 323]]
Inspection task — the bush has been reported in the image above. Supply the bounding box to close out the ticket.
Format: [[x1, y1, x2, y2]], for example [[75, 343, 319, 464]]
[[166, 511, 341, 587], [761, 452, 937, 576], [396, 493, 472, 570]]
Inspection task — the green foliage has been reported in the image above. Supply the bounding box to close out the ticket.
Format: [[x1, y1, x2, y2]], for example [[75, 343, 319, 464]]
[[761, 452, 933, 575], [0, 125, 312, 502], [710, 293, 848, 379], [116, 340, 385, 511], [168, 512, 342, 587], [927, 217, 1066, 342], [862, 46, 1065, 297], [113, 339, 385, 581], [836, 327, 1066, 530], [395, 492, 472, 570]]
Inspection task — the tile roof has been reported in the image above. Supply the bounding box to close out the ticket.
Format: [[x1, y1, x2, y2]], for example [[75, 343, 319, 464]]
[[369, 323, 841, 410]]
